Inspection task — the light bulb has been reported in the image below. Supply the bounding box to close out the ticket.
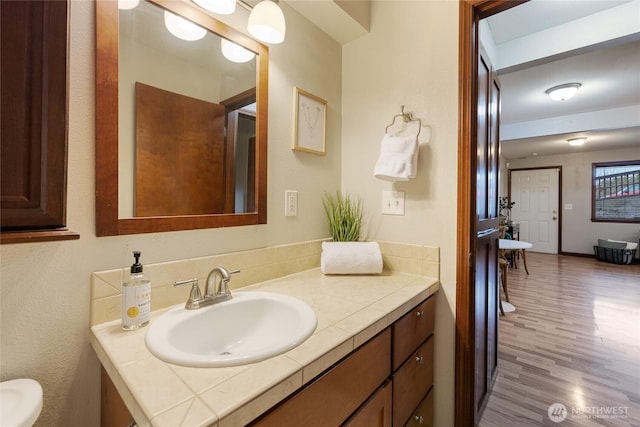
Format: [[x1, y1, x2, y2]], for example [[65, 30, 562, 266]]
[[221, 39, 255, 63], [164, 11, 207, 41], [248, 0, 286, 44]]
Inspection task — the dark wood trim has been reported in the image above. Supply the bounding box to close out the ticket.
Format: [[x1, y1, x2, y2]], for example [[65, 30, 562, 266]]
[[1, 229, 79, 245], [456, 1, 527, 426], [560, 251, 595, 258]]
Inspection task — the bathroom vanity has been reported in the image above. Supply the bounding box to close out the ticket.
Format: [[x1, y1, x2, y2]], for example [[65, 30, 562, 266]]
[[91, 269, 439, 426]]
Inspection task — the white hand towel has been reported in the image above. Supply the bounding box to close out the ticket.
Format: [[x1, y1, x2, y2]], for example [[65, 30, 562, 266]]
[[321, 241, 383, 275], [374, 133, 419, 182]]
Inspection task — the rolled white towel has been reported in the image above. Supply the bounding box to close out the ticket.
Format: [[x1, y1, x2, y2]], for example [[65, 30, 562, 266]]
[[321, 241, 383, 275]]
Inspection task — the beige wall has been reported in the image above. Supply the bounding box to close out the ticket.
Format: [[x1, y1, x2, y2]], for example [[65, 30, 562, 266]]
[[0, 2, 341, 425], [505, 146, 640, 255], [342, 1, 459, 425]]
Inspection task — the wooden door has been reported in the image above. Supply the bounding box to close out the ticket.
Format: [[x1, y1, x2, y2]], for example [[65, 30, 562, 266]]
[[510, 168, 561, 253], [473, 48, 501, 419], [134, 82, 226, 217], [457, 1, 522, 426]]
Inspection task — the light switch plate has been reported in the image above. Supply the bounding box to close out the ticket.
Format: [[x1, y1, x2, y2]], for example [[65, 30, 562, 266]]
[[285, 190, 298, 216], [382, 191, 405, 215]]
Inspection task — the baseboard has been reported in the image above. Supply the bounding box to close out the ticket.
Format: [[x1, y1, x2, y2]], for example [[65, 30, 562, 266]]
[[560, 251, 594, 258]]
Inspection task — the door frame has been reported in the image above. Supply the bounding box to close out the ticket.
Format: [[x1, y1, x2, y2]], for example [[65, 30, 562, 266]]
[[455, 1, 527, 425], [508, 166, 563, 254]]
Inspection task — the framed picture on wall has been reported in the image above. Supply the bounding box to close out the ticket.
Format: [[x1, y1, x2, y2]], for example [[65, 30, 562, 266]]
[[293, 87, 327, 155]]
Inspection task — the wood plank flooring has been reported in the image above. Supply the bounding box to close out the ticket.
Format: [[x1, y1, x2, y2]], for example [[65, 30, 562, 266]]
[[479, 253, 640, 427]]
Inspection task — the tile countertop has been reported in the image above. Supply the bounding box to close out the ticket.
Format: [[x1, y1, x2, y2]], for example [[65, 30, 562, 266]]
[[90, 268, 440, 427]]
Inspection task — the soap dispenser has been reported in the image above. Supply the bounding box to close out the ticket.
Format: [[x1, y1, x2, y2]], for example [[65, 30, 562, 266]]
[[122, 251, 151, 331]]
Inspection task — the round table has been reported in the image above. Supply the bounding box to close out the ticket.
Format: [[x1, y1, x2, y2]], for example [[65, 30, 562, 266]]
[[499, 239, 533, 275]]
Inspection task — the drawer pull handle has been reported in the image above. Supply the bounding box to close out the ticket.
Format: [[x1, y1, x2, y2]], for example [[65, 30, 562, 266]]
[[414, 415, 424, 424], [415, 310, 425, 318], [415, 356, 424, 364]]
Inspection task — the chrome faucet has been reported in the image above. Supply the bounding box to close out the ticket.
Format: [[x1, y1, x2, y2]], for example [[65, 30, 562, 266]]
[[174, 267, 239, 310]]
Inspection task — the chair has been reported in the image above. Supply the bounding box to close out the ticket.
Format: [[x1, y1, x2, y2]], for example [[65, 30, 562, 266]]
[[498, 226, 510, 315]]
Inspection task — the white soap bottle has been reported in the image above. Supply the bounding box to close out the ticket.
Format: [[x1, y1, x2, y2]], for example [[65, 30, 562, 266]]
[[122, 251, 151, 331]]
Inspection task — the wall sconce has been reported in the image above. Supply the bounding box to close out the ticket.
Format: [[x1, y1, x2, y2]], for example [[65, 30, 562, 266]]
[[191, 0, 286, 44], [118, 0, 140, 10], [567, 137, 587, 146], [247, 0, 286, 44], [545, 83, 581, 101], [164, 10, 207, 41], [192, 0, 236, 15], [221, 39, 255, 63]]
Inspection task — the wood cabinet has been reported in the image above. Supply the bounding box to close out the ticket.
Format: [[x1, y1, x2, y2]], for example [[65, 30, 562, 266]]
[[392, 296, 435, 426], [101, 293, 436, 427], [0, 0, 78, 244], [252, 329, 391, 427], [252, 294, 436, 426]]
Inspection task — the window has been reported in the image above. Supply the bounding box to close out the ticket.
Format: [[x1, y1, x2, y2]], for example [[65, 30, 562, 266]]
[[592, 160, 640, 223]]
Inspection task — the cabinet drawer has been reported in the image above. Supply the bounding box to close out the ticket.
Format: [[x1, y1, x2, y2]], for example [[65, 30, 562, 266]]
[[392, 336, 434, 427], [252, 329, 391, 427], [392, 296, 435, 370], [404, 389, 433, 427]]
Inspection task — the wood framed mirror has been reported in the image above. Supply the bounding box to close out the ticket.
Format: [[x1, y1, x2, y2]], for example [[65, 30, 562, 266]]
[[95, 0, 268, 236]]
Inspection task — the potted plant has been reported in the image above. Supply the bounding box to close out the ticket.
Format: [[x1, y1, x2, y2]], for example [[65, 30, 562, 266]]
[[320, 192, 382, 274], [499, 196, 515, 226], [322, 191, 364, 242]]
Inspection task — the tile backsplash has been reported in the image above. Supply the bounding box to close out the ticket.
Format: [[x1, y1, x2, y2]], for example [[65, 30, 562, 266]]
[[90, 240, 439, 326]]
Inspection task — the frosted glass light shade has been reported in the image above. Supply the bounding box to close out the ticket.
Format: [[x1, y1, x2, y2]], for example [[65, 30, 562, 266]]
[[192, 0, 236, 15], [221, 39, 255, 63], [545, 83, 581, 101], [118, 0, 140, 10], [164, 11, 207, 41], [567, 137, 586, 146], [248, 0, 286, 44]]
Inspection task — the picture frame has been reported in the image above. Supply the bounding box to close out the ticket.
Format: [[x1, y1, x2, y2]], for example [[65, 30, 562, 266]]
[[292, 87, 327, 155]]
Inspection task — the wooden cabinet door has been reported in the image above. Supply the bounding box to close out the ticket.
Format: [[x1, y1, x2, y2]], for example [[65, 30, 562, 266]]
[[1, 0, 69, 231], [342, 380, 392, 427]]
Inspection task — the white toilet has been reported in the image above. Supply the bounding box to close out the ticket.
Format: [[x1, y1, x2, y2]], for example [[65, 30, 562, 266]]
[[0, 379, 43, 427]]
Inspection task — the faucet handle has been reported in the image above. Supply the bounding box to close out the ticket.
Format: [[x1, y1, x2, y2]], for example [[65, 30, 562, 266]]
[[174, 278, 202, 310]]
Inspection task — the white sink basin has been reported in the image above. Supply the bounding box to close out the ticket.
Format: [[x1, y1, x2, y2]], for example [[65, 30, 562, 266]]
[[145, 291, 317, 367], [0, 379, 43, 427]]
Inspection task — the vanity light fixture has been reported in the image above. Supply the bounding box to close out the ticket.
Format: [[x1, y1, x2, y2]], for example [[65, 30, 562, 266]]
[[192, 0, 236, 15], [567, 137, 587, 146], [118, 0, 140, 9], [247, 0, 286, 44], [164, 10, 207, 41], [545, 83, 581, 101], [221, 39, 255, 63]]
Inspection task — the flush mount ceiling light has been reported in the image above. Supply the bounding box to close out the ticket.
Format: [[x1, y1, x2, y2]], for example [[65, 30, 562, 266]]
[[545, 83, 581, 101], [164, 11, 207, 41], [248, 0, 286, 44], [118, 0, 140, 10], [568, 137, 587, 146], [221, 39, 255, 63], [192, 0, 236, 15]]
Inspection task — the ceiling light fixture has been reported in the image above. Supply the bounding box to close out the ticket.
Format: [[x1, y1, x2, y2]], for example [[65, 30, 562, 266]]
[[545, 83, 581, 101], [247, 0, 286, 44], [568, 137, 587, 146], [118, 0, 140, 10], [221, 39, 255, 63], [164, 11, 207, 41], [192, 0, 236, 15]]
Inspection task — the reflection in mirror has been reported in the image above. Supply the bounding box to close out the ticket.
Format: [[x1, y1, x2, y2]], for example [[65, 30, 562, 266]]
[[119, 0, 256, 217], [95, 0, 268, 236]]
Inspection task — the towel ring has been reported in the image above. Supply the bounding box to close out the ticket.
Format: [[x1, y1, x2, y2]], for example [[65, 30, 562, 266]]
[[385, 105, 422, 138]]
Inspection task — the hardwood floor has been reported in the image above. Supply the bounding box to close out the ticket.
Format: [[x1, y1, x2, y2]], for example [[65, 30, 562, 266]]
[[479, 252, 640, 427]]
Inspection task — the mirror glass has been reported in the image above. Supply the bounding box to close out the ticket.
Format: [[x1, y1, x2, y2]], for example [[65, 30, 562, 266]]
[[96, 0, 268, 236]]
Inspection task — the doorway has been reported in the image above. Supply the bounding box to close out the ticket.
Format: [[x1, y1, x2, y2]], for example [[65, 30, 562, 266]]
[[509, 167, 562, 254]]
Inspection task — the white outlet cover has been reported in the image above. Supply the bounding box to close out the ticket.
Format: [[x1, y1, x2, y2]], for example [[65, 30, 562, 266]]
[[285, 190, 298, 217]]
